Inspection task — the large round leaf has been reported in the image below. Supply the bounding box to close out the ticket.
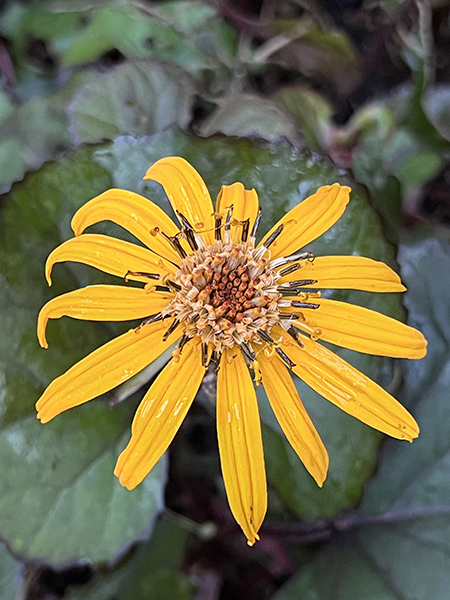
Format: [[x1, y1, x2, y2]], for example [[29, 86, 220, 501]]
[[0, 129, 405, 564]]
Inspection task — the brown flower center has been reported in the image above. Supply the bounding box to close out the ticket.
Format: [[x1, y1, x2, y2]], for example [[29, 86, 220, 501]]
[[164, 241, 282, 356]]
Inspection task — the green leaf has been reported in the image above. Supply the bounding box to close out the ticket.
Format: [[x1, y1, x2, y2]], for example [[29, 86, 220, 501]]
[[273, 237, 448, 599], [60, 6, 156, 67], [67, 518, 193, 600], [0, 95, 69, 192], [199, 94, 301, 144], [267, 20, 360, 95], [272, 86, 332, 151], [68, 60, 197, 144], [0, 145, 167, 566], [362, 238, 450, 518], [0, 543, 23, 599], [422, 84, 450, 142]]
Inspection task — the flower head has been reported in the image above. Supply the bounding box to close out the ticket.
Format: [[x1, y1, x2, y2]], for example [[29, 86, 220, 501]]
[[36, 157, 427, 545]]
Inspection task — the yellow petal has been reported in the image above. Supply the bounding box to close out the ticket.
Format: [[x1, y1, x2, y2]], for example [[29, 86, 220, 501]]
[[144, 157, 215, 245], [115, 340, 206, 489], [289, 298, 427, 359], [71, 188, 181, 263], [272, 327, 419, 441], [278, 255, 406, 292], [45, 234, 176, 285], [217, 348, 267, 545], [259, 184, 350, 259], [36, 318, 180, 423], [257, 351, 328, 486], [216, 183, 259, 242], [38, 285, 173, 348]]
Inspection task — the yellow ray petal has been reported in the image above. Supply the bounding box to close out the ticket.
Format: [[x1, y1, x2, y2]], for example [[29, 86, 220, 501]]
[[288, 297, 427, 359], [45, 234, 176, 286], [259, 184, 350, 259], [71, 189, 181, 263], [278, 255, 406, 292], [144, 157, 215, 245], [217, 348, 267, 545], [115, 340, 206, 489], [216, 183, 259, 243], [271, 327, 419, 441], [257, 352, 328, 486], [36, 318, 180, 423], [38, 285, 173, 348]]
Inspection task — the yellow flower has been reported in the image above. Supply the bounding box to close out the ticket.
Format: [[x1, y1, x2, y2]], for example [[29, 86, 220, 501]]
[[36, 157, 427, 545]]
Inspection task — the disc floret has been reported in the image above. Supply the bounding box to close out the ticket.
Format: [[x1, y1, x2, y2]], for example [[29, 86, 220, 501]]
[[164, 240, 283, 358]]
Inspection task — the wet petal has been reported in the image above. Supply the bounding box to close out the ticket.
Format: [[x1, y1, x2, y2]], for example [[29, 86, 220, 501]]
[[289, 298, 427, 358], [272, 326, 419, 441], [45, 234, 176, 285], [36, 319, 180, 423], [216, 183, 259, 242], [71, 188, 181, 263], [217, 348, 267, 545], [115, 340, 206, 489], [257, 352, 328, 486], [144, 157, 215, 245], [38, 285, 173, 348], [278, 255, 406, 292], [259, 184, 350, 258]]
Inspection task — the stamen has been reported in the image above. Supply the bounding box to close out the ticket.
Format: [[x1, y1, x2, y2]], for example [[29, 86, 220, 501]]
[[125, 270, 160, 281], [177, 334, 191, 354], [257, 328, 274, 344], [249, 208, 262, 245], [177, 211, 199, 251], [278, 312, 300, 320], [241, 218, 250, 242], [163, 319, 181, 341], [275, 347, 296, 368], [202, 342, 209, 367], [215, 215, 223, 241], [224, 205, 234, 244], [161, 231, 187, 259], [272, 251, 314, 270], [286, 325, 304, 347], [264, 224, 284, 249], [135, 312, 164, 331], [166, 279, 182, 292], [213, 350, 222, 373], [278, 279, 317, 290], [290, 300, 320, 309], [240, 342, 257, 363]]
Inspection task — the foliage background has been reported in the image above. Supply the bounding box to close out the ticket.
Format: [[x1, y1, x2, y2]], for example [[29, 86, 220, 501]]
[[0, 0, 450, 598]]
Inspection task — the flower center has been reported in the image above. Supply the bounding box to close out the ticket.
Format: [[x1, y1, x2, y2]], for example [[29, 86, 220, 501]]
[[165, 241, 282, 356]]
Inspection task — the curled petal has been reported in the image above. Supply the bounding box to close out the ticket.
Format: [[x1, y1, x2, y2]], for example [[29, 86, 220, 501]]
[[278, 255, 406, 292], [257, 351, 328, 486], [216, 183, 259, 242], [38, 285, 173, 348], [144, 157, 215, 245], [289, 298, 427, 359], [259, 184, 350, 258], [36, 319, 180, 423], [273, 327, 419, 441], [115, 339, 206, 489], [217, 348, 267, 545], [45, 234, 176, 285], [71, 189, 181, 263]]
